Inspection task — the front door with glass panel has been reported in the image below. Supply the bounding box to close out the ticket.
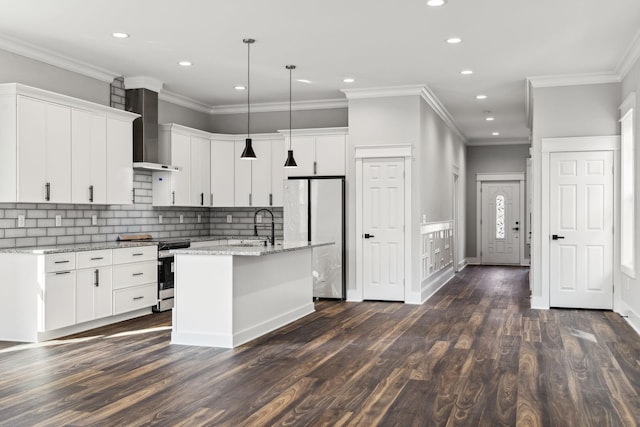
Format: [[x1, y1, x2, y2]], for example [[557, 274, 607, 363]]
[[481, 181, 520, 264]]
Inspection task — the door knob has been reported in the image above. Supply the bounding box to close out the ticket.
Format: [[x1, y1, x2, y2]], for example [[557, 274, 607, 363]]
[[552, 234, 565, 240], [363, 233, 375, 239]]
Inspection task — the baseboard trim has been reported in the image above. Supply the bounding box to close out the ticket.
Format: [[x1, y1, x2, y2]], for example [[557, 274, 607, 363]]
[[617, 301, 640, 337], [466, 257, 481, 265], [530, 296, 550, 310], [416, 266, 455, 305]]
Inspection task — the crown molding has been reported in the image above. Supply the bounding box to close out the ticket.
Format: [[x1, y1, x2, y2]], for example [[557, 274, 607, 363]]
[[124, 76, 164, 92], [208, 98, 347, 115], [0, 33, 119, 83], [158, 89, 213, 114], [419, 86, 467, 144], [341, 84, 425, 99], [527, 72, 620, 88], [277, 127, 348, 137], [617, 27, 640, 79], [466, 137, 531, 147]]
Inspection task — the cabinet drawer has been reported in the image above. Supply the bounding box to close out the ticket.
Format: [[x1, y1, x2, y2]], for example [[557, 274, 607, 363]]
[[113, 283, 157, 315], [113, 246, 157, 264], [113, 261, 157, 289], [76, 249, 112, 269], [45, 253, 76, 273]]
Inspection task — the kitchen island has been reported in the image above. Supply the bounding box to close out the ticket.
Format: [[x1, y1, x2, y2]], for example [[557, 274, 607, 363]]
[[170, 241, 333, 348]]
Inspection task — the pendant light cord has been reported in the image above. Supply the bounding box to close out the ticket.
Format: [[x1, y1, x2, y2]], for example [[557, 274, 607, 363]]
[[289, 66, 292, 148], [247, 41, 251, 139]]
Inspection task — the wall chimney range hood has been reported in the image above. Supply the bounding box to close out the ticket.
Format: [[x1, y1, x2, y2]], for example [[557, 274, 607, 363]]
[[125, 77, 180, 172]]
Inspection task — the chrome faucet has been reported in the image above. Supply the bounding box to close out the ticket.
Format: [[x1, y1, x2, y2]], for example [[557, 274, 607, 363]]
[[253, 208, 275, 246]]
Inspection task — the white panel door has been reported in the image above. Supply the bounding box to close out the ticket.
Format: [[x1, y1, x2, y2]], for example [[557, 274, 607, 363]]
[[190, 136, 210, 207], [17, 96, 47, 202], [76, 267, 113, 324], [72, 110, 107, 204], [44, 102, 72, 203], [210, 138, 235, 206], [106, 118, 133, 205], [362, 158, 405, 301], [481, 182, 520, 264], [549, 151, 613, 309], [234, 140, 253, 206], [171, 132, 191, 206]]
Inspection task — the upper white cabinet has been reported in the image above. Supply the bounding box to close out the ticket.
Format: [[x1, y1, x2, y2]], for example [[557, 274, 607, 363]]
[[234, 136, 284, 207], [280, 128, 348, 177], [72, 109, 107, 204], [155, 124, 212, 207], [0, 83, 138, 204], [210, 136, 236, 207]]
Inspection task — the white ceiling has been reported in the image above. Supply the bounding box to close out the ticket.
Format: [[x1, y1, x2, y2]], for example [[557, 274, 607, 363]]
[[0, 0, 639, 143]]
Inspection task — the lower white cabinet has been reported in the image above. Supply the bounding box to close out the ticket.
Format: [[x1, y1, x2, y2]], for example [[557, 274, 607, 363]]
[[112, 246, 158, 315], [113, 284, 157, 315], [76, 266, 113, 324], [44, 271, 76, 331]]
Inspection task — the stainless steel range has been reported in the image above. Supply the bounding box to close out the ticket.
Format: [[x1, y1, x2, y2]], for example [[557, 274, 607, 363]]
[[154, 238, 190, 312]]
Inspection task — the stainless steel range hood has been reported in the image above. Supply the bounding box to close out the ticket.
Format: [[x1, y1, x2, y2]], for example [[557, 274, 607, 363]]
[[125, 85, 179, 172]]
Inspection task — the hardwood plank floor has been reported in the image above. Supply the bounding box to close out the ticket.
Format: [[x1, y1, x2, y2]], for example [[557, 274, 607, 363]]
[[1, 265, 639, 426]]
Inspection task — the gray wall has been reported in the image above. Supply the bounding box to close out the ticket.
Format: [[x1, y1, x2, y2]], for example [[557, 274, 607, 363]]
[[209, 108, 348, 134], [158, 99, 213, 131], [0, 48, 109, 105], [465, 144, 530, 258]]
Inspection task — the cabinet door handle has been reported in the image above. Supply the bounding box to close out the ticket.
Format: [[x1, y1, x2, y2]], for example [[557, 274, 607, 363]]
[[313, 161, 317, 175], [172, 191, 176, 205], [45, 182, 51, 201], [269, 193, 273, 206], [133, 296, 144, 300], [54, 260, 70, 264], [201, 192, 204, 206], [94, 269, 99, 286], [55, 271, 71, 275], [132, 253, 144, 256], [210, 193, 213, 206], [132, 188, 136, 204], [132, 272, 144, 276], [89, 185, 94, 203], [249, 193, 252, 206], [90, 257, 103, 260]]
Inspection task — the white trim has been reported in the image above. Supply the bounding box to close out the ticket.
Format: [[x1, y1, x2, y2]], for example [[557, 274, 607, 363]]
[[527, 72, 620, 88], [475, 173, 526, 266], [476, 173, 525, 182], [209, 98, 347, 115], [355, 145, 412, 303], [466, 138, 530, 146], [616, 27, 640, 80], [159, 89, 212, 114], [277, 127, 348, 137], [539, 136, 621, 310], [465, 257, 481, 265], [354, 144, 412, 159], [419, 87, 466, 143], [342, 84, 425, 99], [124, 76, 163, 92], [0, 33, 120, 83], [541, 136, 620, 152], [619, 92, 637, 113]]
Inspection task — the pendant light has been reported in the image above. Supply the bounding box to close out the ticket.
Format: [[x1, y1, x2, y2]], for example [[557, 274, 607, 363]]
[[241, 38, 256, 159], [284, 65, 298, 168]]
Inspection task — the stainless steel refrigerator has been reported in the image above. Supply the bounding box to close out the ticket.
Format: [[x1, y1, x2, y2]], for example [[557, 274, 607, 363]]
[[283, 177, 345, 299]]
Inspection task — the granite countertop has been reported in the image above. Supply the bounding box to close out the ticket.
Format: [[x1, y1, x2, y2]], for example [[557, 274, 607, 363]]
[[172, 241, 334, 256], [0, 241, 158, 255]]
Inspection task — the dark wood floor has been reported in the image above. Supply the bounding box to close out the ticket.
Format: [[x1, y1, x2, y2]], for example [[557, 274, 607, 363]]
[[1, 266, 639, 426]]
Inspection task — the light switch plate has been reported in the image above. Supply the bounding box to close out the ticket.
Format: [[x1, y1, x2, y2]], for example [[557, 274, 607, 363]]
[[17, 215, 25, 228], [179, 215, 184, 224], [256, 214, 263, 223], [91, 215, 97, 225], [158, 215, 163, 224], [55, 215, 62, 227], [226, 215, 232, 223], [197, 214, 201, 223]]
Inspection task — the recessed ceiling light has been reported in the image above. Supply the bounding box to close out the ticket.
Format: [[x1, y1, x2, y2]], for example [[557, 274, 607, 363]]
[[485, 117, 495, 121], [178, 61, 192, 67], [297, 79, 312, 84], [492, 132, 500, 136], [460, 70, 473, 75], [446, 37, 462, 44], [427, 0, 447, 6], [112, 32, 129, 39], [343, 78, 355, 83], [476, 94, 488, 100], [234, 85, 246, 90]]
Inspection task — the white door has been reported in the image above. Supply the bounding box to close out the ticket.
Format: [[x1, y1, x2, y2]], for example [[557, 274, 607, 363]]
[[481, 182, 520, 264], [362, 158, 405, 301], [549, 151, 613, 309]]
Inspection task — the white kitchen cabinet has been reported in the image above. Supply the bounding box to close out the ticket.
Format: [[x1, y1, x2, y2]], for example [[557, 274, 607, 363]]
[[106, 117, 135, 205], [281, 128, 348, 177], [210, 137, 235, 207], [191, 135, 211, 207], [0, 84, 137, 205], [44, 271, 76, 331], [234, 137, 284, 207], [18, 96, 72, 203], [76, 249, 113, 324], [112, 246, 158, 315], [72, 109, 107, 204]]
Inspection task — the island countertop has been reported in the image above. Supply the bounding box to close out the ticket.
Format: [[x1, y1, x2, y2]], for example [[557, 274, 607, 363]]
[[171, 241, 333, 257]]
